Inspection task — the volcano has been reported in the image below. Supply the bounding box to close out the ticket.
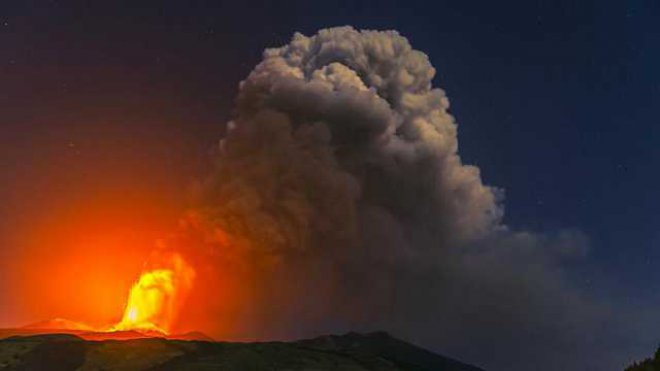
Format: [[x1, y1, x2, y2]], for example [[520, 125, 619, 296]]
[[0, 331, 483, 371], [21, 318, 94, 332], [0, 318, 211, 342]]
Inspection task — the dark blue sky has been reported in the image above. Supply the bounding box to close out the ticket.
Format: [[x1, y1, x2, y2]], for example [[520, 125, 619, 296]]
[[1, 0, 658, 345]]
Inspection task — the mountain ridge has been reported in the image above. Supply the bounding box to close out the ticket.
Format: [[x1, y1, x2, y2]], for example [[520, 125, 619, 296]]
[[0, 330, 483, 370]]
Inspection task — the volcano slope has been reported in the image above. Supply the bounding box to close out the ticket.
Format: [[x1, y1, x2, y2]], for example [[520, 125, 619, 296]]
[[0, 331, 483, 371]]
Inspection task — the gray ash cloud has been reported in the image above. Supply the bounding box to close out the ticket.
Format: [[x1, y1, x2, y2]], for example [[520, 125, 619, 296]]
[[178, 27, 633, 371]]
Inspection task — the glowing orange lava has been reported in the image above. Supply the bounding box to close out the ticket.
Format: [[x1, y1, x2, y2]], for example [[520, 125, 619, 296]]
[[111, 254, 194, 334]]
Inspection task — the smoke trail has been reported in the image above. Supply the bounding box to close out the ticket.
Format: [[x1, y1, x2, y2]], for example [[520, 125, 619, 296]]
[[175, 27, 626, 370]]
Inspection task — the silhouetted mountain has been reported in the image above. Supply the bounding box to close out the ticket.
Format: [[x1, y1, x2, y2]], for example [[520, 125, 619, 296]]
[[0, 331, 483, 370], [2, 319, 212, 342], [21, 318, 94, 332], [297, 332, 483, 371]]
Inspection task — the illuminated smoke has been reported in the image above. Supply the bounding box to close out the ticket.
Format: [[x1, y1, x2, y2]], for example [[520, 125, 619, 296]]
[[179, 27, 617, 371]]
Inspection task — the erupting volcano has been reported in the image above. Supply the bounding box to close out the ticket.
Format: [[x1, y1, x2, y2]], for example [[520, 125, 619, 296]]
[[3, 21, 647, 370], [0, 253, 198, 341], [112, 269, 178, 334], [111, 253, 195, 335]]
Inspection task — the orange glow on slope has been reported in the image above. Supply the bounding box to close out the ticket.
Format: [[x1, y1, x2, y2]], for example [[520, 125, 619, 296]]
[[111, 254, 194, 334]]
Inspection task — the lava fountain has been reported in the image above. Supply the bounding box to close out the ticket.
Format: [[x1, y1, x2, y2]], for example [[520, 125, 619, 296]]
[[110, 253, 195, 335]]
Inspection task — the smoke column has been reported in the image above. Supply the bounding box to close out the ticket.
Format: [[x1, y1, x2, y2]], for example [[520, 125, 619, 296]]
[[173, 27, 627, 371]]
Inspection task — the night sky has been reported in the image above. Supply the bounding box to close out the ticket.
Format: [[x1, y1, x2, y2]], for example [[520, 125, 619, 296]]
[[1, 0, 659, 369]]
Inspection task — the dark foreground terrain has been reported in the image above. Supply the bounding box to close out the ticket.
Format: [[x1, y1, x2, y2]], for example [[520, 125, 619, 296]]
[[0, 331, 483, 371], [625, 346, 660, 371]]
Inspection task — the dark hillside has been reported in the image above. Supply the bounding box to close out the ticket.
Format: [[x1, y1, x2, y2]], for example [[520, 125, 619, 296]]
[[0, 332, 483, 371]]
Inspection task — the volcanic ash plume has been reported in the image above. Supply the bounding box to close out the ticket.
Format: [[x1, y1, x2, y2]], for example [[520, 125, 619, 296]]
[[191, 26, 502, 265], [180, 27, 611, 370]]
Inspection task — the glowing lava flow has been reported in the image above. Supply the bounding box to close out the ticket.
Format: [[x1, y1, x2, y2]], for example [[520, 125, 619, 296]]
[[111, 254, 194, 335]]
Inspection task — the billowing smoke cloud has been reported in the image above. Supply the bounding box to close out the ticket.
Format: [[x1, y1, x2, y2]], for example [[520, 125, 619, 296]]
[[173, 27, 632, 370]]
